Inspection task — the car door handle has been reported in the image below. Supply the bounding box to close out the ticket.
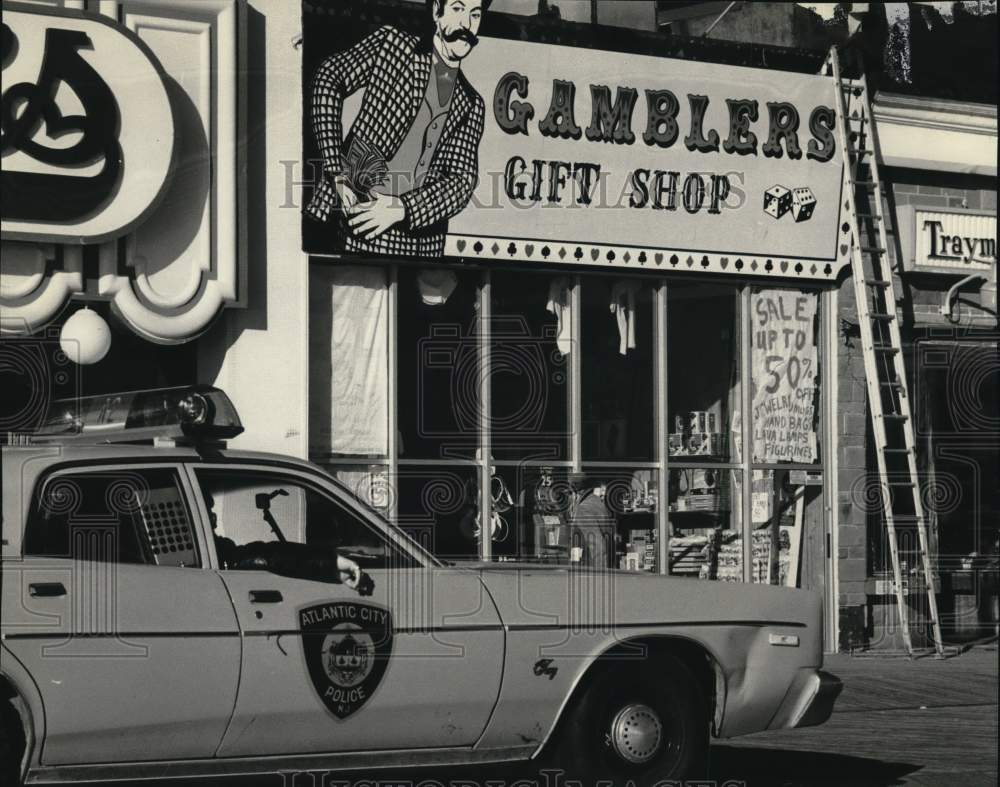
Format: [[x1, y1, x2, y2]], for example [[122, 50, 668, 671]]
[[249, 590, 283, 604], [29, 582, 66, 598]]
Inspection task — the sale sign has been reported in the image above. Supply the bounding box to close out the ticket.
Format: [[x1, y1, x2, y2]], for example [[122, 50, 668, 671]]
[[750, 289, 819, 463]]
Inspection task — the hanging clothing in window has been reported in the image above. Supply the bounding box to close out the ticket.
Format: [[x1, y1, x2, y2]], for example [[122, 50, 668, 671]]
[[546, 276, 572, 355], [416, 268, 458, 305], [610, 280, 639, 356]]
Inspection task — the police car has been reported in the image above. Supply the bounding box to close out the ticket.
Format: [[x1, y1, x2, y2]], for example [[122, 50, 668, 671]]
[[1, 386, 841, 785]]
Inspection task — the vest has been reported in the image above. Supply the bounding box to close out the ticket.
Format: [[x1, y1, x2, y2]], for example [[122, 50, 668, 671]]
[[374, 56, 457, 197]]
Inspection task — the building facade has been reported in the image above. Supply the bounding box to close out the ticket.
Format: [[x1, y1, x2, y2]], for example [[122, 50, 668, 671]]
[[2, 0, 996, 653]]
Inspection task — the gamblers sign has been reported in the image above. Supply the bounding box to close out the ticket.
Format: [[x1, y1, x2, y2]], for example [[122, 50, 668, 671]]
[[300, 601, 393, 720]]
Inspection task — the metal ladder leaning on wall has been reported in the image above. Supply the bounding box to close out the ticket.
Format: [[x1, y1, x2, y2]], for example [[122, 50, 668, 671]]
[[823, 47, 945, 658]]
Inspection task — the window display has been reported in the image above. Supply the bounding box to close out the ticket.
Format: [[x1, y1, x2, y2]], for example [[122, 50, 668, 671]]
[[667, 469, 740, 580], [581, 278, 655, 462], [309, 267, 829, 585], [490, 272, 570, 461], [397, 267, 481, 459], [394, 465, 480, 560], [667, 283, 741, 462]]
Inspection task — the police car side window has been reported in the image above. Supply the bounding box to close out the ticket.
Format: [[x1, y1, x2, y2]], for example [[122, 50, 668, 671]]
[[25, 469, 201, 568], [196, 469, 412, 570]]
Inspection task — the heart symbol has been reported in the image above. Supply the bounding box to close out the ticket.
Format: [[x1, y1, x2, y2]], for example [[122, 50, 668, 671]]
[[525, 244, 534, 257], [840, 244, 849, 255], [457, 239, 466, 252], [591, 248, 600, 261], [720, 258, 729, 269]]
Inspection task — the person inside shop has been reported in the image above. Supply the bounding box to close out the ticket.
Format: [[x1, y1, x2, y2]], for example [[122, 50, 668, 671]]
[[567, 473, 616, 569], [205, 490, 364, 589]]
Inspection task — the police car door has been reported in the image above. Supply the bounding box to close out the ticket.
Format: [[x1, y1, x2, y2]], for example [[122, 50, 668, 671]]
[[191, 464, 504, 756], [4, 463, 240, 766]]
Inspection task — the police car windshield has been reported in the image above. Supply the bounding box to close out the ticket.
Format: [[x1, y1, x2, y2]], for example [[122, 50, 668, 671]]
[[323, 472, 443, 567]]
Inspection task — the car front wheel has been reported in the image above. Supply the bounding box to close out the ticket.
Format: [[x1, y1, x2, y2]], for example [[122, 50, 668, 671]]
[[558, 653, 709, 785]]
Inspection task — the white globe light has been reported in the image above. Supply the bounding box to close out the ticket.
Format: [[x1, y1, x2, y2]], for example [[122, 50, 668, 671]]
[[60, 309, 112, 365]]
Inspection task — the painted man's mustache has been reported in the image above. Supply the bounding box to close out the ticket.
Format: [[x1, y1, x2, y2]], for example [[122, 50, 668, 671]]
[[443, 28, 478, 46]]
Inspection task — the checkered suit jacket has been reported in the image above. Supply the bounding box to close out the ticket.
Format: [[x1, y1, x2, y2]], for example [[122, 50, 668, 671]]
[[305, 25, 485, 258]]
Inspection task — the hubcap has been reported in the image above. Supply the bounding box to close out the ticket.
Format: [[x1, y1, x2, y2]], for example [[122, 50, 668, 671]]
[[609, 703, 663, 764]]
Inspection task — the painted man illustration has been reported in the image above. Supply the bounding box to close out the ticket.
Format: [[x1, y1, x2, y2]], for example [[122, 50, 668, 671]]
[[305, 0, 489, 257]]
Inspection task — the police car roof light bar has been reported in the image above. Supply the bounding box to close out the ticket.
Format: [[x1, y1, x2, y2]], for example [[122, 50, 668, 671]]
[[32, 385, 244, 444]]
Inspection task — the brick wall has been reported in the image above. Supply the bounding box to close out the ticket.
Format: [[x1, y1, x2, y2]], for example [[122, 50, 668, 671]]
[[837, 274, 872, 649], [885, 168, 997, 328]]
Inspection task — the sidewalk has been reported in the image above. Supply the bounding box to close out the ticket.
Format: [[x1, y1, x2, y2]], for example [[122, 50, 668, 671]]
[[711, 646, 999, 786]]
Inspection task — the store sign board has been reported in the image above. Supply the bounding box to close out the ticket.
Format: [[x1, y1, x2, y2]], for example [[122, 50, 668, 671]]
[[897, 207, 997, 275], [302, 13, 848, 280], [0, 2, 175, 244], [451, 39, 844, 269], [750, 288, 819, 464]]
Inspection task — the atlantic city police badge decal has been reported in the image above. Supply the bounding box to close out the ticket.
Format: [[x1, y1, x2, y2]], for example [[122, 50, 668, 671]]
[[300, 601, 393, 720]]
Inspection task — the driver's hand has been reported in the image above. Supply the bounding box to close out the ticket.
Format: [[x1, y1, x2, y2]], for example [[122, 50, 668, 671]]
[[336, 554, 362, 589]]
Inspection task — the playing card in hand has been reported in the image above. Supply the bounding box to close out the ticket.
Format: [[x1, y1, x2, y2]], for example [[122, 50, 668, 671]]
[[343, 137, 388, 200]]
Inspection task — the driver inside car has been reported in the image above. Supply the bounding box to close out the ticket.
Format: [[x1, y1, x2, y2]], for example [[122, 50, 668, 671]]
[[205, 490, 363, 589]]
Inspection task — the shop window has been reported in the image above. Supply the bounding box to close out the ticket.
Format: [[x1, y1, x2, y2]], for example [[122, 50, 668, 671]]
[[26, 469, 199, 568], [475, 466, 535, 561], [584, 467, 659, 573], [667, 283, 741, 463], [749, 287, 822, 465], [397, 267, 481, 459], [667, 468, 740, 580], [581, 277, 655, 462], [746, 469, 824, 589], [394, 466, 480, 560], [489, 271, 570, 461], [325, 464, 393, 518], [310, 265, 389, 459], [489, 466, 654, 572]]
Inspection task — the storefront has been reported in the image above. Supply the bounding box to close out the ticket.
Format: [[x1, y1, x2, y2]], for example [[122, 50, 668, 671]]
[[300, 0, 851, 647], [837, 91, 998, 649], [9, 2, 990, 657]]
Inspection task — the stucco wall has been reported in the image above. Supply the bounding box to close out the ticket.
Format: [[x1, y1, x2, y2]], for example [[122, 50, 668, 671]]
[[197, 0, 310, 458]]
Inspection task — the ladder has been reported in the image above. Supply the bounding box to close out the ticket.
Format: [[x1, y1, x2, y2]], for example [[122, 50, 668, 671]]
[[824, 47, 945, 657]]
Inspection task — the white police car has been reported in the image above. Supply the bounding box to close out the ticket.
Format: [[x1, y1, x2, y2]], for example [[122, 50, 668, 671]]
[[2, 386, 841, 785]]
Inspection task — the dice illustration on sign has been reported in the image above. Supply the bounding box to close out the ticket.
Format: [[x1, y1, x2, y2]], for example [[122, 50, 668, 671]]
[[764, 185, 792, 219], [791, 187, 816, 222]]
